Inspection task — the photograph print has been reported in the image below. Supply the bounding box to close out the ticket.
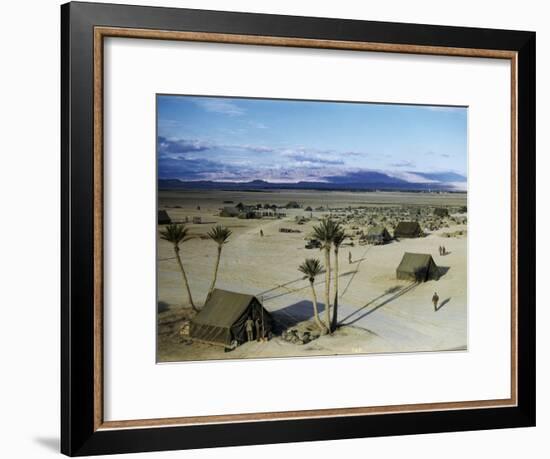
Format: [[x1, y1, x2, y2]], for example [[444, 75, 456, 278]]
[[156, 95, 468, 363]]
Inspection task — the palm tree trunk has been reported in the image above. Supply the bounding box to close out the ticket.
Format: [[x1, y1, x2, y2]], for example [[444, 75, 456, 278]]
[[174, 246, 197, 311], [310, 280, 327, 333], [207, 245, 222, 299], [324, 246, 332, 332], [331, 247, 339, 331]]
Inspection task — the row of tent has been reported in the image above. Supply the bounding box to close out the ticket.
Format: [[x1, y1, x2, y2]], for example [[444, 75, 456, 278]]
[[366, 221, 423, 244], [187, 251, 440, 349], [160, 209, 426, 242]]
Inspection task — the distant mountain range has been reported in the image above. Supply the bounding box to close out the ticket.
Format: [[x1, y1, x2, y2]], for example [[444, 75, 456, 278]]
[[159, 171, 466, 192]]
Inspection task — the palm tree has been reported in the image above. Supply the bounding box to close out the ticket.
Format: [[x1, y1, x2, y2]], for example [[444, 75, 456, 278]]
[[298, 258, 328, 334], [312, 218, 339, 332], [331, 229, 346, 331], [206, 225, 232, 299], [159, 224, 196, 311]]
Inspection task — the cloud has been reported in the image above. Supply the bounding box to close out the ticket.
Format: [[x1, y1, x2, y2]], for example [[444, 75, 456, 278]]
[[249, 121, 268, 129], [285, 153, 344, 165], [389, 159, 415, 168], [158, 136, 279, 157], [448, 181, 467, 191], [410, 171, 466, 182], [158, 136, 467, 185], [342, 151, 368, 157], [158, 156, 226, 180], [157, 136, 211, 157], [385, 171, 437, 183], [425, 151, 451, 158], [232, 144, 277, 153], [194, 99, 245, 116]]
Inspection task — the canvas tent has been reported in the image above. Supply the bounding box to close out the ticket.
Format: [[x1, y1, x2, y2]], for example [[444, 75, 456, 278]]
[[396, 252, 440, 282], [394, 221, 423, 238], [189, 289, 273, 347], [220, 206, 240, 217], [366, 225, 392, 245], [158, 209, 172, 225]]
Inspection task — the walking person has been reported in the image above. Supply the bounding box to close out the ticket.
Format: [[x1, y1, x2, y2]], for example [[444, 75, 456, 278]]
[[348, 251, 352, 264], [260, 229, 264, 237], [245, 317, 254, 342], [432, 292, 440, 311]]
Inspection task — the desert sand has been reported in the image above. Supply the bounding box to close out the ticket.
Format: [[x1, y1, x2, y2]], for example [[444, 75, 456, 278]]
[[157, 190, 467, 362]]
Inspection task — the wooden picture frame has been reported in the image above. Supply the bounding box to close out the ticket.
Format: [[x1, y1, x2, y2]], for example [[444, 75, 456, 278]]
[[61, 2, 535, 456]]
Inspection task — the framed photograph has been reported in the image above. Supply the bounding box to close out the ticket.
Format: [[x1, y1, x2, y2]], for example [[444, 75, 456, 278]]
[[61, 1, 536, 456]]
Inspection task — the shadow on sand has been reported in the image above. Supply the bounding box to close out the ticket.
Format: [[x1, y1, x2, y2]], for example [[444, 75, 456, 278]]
[[270, 300, 326, 330], [341, 246, 372, 297], [349, 257, 368, 264], [262, 271, 354, 302], [436, 297, 451, 311], [158, 301, 170, 313], [339, 282, 420, 326]]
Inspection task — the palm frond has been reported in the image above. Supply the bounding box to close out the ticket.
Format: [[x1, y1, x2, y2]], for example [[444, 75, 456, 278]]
[[311, 217, 342, 247], [333, 229, 346, 248], [298, 258, 323, 281], [206, 225, 232, 245], [159, 223, 191, 245]]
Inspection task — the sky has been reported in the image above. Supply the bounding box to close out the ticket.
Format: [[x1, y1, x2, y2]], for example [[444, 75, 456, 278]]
[[157, 95, 467, 185]]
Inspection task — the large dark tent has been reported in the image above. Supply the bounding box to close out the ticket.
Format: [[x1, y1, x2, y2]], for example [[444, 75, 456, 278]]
[[158, 209, 172, 225], [366, 225, 392, 245], [396, 252, 440, 282], [189, 289, 273, 347], [394, 221, 423, 238]]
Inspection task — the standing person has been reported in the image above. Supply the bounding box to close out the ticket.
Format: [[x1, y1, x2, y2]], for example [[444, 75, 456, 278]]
[[255, 317, 262, 342], [260, 229, 264, 237], [245, 317, 254, 342], [438, 245, 442, 256], [432, 292, 440, 311], [348, 251, 352, 264]]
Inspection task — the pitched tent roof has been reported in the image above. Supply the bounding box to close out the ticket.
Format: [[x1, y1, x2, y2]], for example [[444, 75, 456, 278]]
[[396, 252, 440, 282], [394, 221, 422, 238], [158, 209, 172, 224], [190, 289, 272, 347], [367, 225, 390, 237], [366, 225, 392, 244]]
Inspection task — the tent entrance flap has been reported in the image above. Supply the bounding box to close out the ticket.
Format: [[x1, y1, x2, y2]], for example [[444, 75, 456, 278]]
[[189, 289, 273, 347]]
